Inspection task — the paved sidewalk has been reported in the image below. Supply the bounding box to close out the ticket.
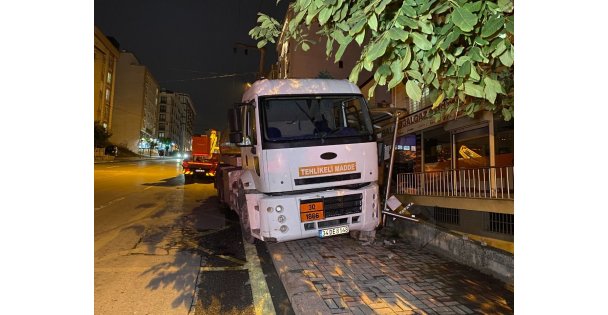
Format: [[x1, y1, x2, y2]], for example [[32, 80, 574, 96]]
[[268, 235, 513, 315]]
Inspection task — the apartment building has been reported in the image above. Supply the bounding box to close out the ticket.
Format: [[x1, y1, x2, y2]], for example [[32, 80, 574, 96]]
[[157, 90, 196, 153], [94, 26, 119, 130], [110, 51, 159, 154]]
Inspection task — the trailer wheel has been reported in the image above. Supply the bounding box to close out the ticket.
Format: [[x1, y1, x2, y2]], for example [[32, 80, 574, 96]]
[[237, 182, 256, 244]]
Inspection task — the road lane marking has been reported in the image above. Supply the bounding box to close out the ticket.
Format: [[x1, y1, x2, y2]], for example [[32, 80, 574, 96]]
[[94, 197, 125, 211], [244, 240, 276, 315]]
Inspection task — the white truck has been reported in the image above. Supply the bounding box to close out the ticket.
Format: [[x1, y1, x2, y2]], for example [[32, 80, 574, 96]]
[[215, 79, 380, 243]]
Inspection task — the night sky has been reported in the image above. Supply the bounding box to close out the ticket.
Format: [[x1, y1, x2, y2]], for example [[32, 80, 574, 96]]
[[94, 0, 290, 133]]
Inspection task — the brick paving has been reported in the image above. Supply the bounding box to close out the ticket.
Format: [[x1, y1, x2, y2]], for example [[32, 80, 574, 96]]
[[268, 234, 513, 315]]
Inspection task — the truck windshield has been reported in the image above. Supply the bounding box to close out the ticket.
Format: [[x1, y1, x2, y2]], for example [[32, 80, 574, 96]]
[[261, 95, 373, 142]]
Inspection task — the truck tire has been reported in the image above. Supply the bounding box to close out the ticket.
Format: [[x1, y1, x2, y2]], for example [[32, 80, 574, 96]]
[[237, 182, 256, 244]]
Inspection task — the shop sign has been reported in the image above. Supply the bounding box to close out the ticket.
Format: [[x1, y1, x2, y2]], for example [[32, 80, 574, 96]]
[[380, 104, 462, 139]]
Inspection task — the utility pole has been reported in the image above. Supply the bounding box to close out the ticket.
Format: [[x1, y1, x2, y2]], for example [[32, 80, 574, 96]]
[[233, 42, 265, 79]]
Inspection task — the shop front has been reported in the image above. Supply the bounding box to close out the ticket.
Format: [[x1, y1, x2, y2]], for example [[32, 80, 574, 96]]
[[379, 106, 514, 203]]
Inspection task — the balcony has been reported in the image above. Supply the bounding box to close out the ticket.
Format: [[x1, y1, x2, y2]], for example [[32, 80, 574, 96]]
[[394, 167, 514, 214]]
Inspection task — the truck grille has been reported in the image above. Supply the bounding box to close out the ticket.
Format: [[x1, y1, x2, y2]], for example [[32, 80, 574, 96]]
[[303, 193, 363, 218]]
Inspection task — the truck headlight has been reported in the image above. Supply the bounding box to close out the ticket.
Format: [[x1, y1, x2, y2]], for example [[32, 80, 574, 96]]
[[277, 215, 286, 223], [276, 205, 284, 213], [280, 225, 288, 233]]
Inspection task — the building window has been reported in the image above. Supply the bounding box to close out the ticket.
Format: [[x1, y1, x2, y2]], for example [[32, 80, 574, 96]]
[[423, 127, 451, 172], [455, 126, 489, 169], [160, 105, 166, 113], [160, 96, 167, 104], [158, 132, 165, 138], [486, 212, 514, 235], [433, 207, 460, 225], [494, 115, 514, 168], [106, 72, 112, 84], [159, 123, 165, 130], [159, 113, 165, 121], [105, 88, 111, 103]]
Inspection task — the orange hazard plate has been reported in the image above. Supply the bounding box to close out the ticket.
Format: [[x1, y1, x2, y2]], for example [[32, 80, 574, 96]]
[[301, 211, 325, 222], [300, 201, 323, 213]]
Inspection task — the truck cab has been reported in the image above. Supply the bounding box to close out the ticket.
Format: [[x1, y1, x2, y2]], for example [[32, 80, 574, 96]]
[[217, 79, 380, 242]]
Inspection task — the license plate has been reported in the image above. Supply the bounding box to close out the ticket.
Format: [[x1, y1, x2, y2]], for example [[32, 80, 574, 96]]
[[195, 169, 205, 173], [300, 211, 325, 222], [318, 225, 349, 238]]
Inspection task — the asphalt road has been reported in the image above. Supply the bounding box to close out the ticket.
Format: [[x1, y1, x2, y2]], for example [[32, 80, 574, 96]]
[[94, 158, 293, 315]]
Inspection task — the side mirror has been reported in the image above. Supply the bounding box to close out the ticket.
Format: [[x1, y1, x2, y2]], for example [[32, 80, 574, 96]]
[[228, 108, 241, 133]]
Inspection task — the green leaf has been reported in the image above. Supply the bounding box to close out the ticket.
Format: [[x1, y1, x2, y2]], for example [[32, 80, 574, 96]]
[[396, 15, 419, 29], [411, 32, 432, 50], [368, 13, 378, 31], [301, 42, 310, 51], [463, 1, 482, 13], [349, 63, 363, 83], [319, 7, 332, 26], [423, 71, 435, 85], [431, 54, 441, 72], [451, 7, 478, 32], [506, 16, 514, 34], [418, 20, 434, 34], [401, 4, 417, 18], [257, 40, 267, 48], [502, 107, 513, 121], [491, 40, 507, 57], [406, 80, 422, 101], [365, 37, 390, 62], [440, 29, 461, 50], [364, 59, 374, 71], [388, 28, 409, 41], [467, 46, 484, 62], [474, 36, 489, 46], [326, 38, 334, 56], [401, 46, 412, 69], [355, 29, 365, 45], [464, 81, 484, 98], [458, 60, 471, 78], [418, 0, 437, 15], [470, 66, 480, 81], [498, 0, 514, 13], [375, 0, 392, 15], [499, 47, 514, 67], [377, 64, 391, 76], [349, 18, 367, 35], [484, 82, 497, 104], [306, 5, 323, 24], [332, 30, 350, 45], [482, 14, 504, 38], [335, 41, 349, 62], [406, 70, 423, 81], [388, 60, 405, 89]]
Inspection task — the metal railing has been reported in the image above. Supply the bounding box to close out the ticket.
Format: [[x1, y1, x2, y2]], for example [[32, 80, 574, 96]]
[[396, 166, 514, 200]]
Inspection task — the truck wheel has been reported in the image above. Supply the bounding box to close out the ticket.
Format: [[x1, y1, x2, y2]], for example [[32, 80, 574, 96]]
[[237, 182, 256, 244]]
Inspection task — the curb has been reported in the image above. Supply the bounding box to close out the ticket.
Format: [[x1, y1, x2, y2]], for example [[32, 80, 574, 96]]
[[267, 243, 329, 315]]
